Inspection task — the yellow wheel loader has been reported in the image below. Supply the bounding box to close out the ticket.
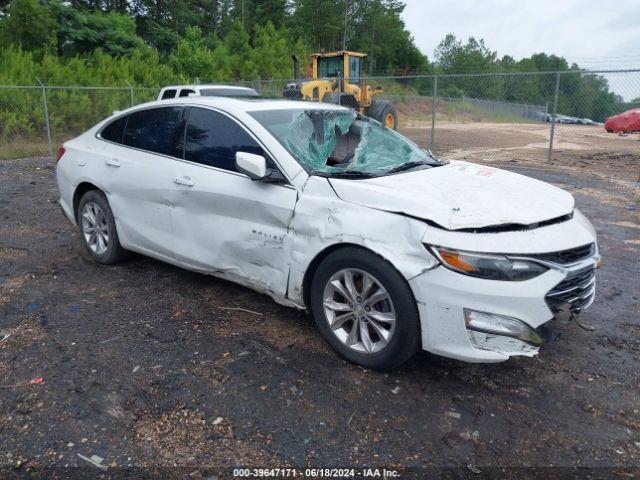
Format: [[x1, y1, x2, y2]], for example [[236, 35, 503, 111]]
[[283, 51, 398, 130]]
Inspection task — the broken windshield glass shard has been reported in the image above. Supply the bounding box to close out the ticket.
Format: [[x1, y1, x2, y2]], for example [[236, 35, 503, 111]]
[[250, 108, 441, 176]]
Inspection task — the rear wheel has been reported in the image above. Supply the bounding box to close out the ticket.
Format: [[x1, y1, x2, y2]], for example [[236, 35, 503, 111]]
[[310, 247, 421, 370], [77, 190, 127, 264], [365, 100, 398, 130]]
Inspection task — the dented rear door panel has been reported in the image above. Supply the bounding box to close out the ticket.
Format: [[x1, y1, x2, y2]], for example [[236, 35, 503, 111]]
[[96, 143, 175, 259]]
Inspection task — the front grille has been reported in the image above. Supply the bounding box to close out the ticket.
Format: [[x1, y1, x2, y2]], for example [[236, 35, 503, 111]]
[[528, 243, 595, 265], [546, 267, 596, 312]]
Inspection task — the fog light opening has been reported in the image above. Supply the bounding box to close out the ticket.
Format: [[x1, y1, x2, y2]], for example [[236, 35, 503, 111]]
[[463, 309, 543, 347]]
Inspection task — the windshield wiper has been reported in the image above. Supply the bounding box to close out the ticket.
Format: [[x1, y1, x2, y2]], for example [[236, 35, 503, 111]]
[[386, 161, 432, 174], [327, 170, 377, 178]]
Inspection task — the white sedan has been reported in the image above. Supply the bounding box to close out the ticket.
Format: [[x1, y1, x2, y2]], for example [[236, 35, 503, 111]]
[[56, 97, 600, 369]]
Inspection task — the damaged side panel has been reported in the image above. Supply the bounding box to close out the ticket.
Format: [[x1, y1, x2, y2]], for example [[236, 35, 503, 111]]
[[89, 142, 176, 260], [170, 163, 299, 300], [286, 176, 439, 307]]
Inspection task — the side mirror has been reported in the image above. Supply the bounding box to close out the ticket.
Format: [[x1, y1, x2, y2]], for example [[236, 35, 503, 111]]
[[236, 151, 267, 180], [236, 151, 288, 183]]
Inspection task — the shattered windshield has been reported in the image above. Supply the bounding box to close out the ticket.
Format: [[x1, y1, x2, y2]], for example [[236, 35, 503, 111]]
[[249, 108, 442, 177]]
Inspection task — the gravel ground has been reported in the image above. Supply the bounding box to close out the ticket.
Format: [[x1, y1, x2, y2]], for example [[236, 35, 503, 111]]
[[0, 135, 639, 479]]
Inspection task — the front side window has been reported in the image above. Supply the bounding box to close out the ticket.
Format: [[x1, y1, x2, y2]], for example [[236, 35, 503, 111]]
[[250, 109, 442, 178], [184, 107, 263, 172], [317, 57, 343, 78], [179, 89, 196, 97], [122, 107, 184, 156]]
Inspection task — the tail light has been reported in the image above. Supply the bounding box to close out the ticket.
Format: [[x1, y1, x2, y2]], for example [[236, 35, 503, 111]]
[[55, 147, 66, 162]]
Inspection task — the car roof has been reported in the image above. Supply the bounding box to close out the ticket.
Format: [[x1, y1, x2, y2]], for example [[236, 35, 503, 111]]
[[135, 96, 350, 113], [161, 84, 256, 92]]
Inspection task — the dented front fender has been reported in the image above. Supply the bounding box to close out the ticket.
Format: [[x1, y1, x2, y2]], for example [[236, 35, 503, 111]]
[[286, 176, 438, 307]]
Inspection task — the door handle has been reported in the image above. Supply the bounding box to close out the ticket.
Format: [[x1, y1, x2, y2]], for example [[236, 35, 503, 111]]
[[174, 176, 195, 187], [104, 158, 121, 167]]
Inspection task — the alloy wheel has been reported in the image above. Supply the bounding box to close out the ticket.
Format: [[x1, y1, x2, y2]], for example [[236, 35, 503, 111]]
[[322, 268, 396, 354], [81, 201, 109, 255]]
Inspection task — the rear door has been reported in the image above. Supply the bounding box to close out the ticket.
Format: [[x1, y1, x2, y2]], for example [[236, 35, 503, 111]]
[[171, 106, 297, 296], [97, 106, 185, 259]]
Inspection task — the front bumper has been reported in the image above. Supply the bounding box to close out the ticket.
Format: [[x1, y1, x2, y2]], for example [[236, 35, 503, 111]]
[[408, 252, 599, 363]]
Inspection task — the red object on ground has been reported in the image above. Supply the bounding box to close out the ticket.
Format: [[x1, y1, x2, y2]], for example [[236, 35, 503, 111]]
[[604, 108, 640, 133], [29, 377, 44, 385]]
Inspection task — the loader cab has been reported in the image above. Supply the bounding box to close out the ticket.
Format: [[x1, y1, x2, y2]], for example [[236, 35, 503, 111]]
[[313, 51, 365, 84], [287, 50, 397, 130], [317, 56, 343, 78]]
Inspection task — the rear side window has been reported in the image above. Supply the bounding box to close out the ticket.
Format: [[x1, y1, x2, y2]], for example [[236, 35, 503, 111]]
[[123, 107, 184, 156], [184, 107, 264, 172], [161, 89, 177, 100], [100, 116, 127, 143]]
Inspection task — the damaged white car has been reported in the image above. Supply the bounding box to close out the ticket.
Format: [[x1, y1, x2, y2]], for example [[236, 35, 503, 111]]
[[56, 97, 600, 369]]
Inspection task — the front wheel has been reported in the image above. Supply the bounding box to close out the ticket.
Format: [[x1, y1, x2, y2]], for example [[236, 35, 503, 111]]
[[365, 100, 398, 130], [310, 247, 421, 370]]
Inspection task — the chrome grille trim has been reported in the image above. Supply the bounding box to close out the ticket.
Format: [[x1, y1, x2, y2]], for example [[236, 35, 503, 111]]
[[545, 266, 597, 313], [526, 243, 595, 266]]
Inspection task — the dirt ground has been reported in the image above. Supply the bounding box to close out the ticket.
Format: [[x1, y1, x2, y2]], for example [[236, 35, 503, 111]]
[[0, 123, 639, 479], [404, 122, 640, 164]]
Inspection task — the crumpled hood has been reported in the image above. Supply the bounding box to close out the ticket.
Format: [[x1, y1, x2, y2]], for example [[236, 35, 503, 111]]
[[328, 161, 575, 230]]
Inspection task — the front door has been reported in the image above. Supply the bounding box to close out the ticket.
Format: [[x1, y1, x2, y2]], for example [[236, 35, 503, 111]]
[[171, 106, 297, 297]]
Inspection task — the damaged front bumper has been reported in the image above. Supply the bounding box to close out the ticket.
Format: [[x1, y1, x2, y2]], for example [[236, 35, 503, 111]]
[[408, 250, 600, 363]]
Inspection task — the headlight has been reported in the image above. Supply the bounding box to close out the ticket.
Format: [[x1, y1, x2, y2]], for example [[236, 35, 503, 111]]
[[430, 246, 548, 281]]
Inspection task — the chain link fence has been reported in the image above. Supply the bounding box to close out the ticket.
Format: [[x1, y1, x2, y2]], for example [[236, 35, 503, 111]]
[[0, 86, 49, 160], [1, 70, 638, 163], [244, 69, 640, 163], [0, 84, 157, 159]]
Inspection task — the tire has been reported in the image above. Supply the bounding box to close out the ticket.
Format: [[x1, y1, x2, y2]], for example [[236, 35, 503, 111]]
[[310, 247, 421, 370], [76, 189, 128, 264], [365, 100, 398, 130]]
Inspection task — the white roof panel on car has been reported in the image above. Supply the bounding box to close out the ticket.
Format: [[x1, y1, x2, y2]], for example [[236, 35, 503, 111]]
[[161, 84, 257, 92], [146, 96, 350, 112]]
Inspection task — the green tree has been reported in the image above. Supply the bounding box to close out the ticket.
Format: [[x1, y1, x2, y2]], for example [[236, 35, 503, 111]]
[[248, 21, 307, 80], [434, 33, 497, 73], [224, 20, 254, 79], [434, 34, 501, 98], [288, 0, 346, 52], [51, 2, 146, 57], [350, 0, 427, 76], [131, 0, 211, 51], [0, 0, 57, 56], [168, 26, 217, 80]]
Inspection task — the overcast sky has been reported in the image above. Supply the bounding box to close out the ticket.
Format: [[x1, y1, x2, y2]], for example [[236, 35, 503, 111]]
[[402, 0, 640, 99]]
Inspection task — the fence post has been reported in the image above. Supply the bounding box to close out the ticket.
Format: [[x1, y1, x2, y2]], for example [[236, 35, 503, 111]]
[[547, 71, 560, 163], [36, 77, 53, 159], [125, 80, 134, 107], [430, 75, 437, 151]]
